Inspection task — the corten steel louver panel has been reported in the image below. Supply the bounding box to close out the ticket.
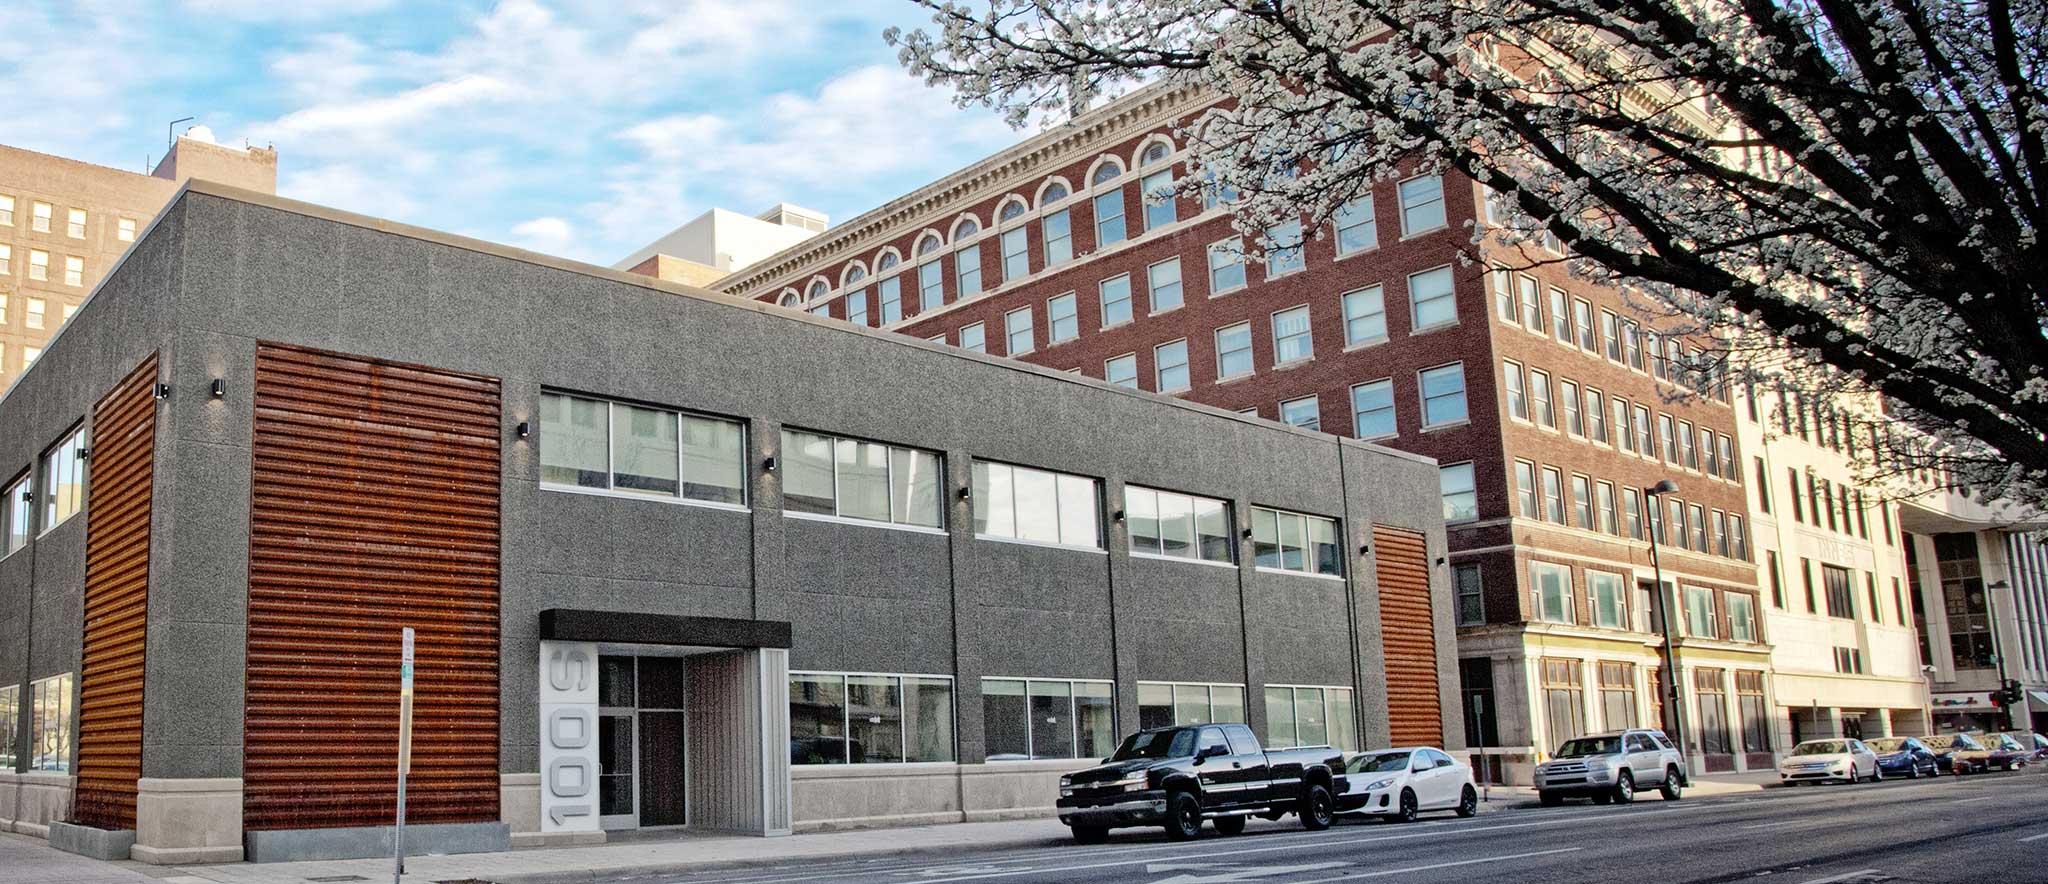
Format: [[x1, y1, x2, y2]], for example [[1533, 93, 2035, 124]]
[[73, 354, 159, 830], [244, 344, 502, 831], [1371, 525, 1444, 748]]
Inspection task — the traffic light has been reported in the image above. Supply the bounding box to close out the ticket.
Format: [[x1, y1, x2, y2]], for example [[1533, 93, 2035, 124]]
[[1990, 680, 2025, 707]]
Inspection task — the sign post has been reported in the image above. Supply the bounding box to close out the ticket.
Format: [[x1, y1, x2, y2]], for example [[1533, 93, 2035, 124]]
[[1470, 694, 1489, 804], [394, 627, 415, 884]]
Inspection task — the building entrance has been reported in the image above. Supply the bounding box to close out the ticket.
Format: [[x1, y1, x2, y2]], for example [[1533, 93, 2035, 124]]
[[597, 655, 690, 830]]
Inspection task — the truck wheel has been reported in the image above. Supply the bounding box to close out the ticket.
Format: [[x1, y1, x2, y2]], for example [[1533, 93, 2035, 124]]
[[1165, 792, 1203, 841], [1213, 815, 1246, 836], [1070, 825, 1108, 844], [1660, 767, 1684, 801], [1613, 771, 1635, 804], [1299, 784, 1334, 831], [1455, 785, 1478, 818], [1539, 792, 1564, 807]]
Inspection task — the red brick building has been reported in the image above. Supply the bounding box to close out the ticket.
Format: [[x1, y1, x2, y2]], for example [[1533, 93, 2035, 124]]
[[707, 84, 1772, 779]]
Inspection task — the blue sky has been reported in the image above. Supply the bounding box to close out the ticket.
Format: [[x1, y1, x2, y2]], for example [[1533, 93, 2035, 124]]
[[0, 1, 1026, 264]]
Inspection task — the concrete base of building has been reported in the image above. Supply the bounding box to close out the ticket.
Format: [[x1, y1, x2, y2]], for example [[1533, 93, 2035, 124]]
[[46, 820, 134, 860], [791, 759, 1087, 832], [511, 830, 610, 848], [132, 777, 244, 865], [243, 821, 512, 863], [2, 772, 75, 838]]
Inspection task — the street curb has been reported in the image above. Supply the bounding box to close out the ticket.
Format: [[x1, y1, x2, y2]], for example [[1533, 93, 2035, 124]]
[[479, 832, 1068, 884]]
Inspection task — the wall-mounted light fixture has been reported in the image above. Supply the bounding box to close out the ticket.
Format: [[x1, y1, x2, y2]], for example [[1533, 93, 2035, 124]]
[[762, 454, 778, 473], [210, 378, 227, 398], [958, 486, 973, 501], [1241, 527, 1254, 539], [1112, 509, 1126, 523], [153, 383, 171, 400], [77, 448, 91, 461], [1359, 543, 1371, 556], [515, 421, 532, 439], [1435, 556, 1447, 567]]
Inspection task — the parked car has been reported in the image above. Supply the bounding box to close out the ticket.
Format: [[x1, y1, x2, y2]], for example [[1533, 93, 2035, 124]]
[[1971, 732, 2034, 770], [1863, 737, 1943, 778], [1531, 729, 1687, 806], [1336, 747, 1477, 823], [1055, 723, 1346, 842], [1919, 733, 1993, 773], [1777, 739, 1881, 784], [1985, 731, 2048, 761]]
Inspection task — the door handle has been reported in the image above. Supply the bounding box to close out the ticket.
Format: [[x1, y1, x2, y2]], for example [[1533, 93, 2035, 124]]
[[1232, 762, 1243, 769]]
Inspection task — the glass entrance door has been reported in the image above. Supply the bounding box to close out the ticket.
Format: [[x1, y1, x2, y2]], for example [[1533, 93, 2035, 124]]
[[597, 711, 637, 829], [598, 655, 638, 830]]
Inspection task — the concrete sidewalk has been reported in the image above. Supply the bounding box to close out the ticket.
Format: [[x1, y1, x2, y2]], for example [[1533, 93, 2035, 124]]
[[97, 773, 1779, 884]]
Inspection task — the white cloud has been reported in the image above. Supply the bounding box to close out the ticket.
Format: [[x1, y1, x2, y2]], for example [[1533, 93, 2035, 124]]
[[252, 74, 517, 143], [509, 216, 576, 255], [180, 0, 396, 21], [589, 65, 1017, 258]]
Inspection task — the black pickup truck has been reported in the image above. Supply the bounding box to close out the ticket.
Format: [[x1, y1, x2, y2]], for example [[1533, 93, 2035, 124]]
[[1054, 723, 1345, 842]]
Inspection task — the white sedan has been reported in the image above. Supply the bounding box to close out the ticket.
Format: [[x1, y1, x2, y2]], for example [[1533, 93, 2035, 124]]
[[1336, 747, 1478, 822], [1778, 738, 1882, 785]]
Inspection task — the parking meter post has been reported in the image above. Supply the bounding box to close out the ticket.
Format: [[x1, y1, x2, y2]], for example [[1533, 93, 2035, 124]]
[[1471, 694, 1489, 803]]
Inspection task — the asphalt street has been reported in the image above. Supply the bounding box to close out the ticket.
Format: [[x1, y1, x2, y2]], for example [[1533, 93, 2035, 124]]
[[585, 769, 2048, 884]]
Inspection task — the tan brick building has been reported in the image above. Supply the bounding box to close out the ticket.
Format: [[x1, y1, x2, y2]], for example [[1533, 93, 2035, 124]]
[[0, 135, 275, 384], [696, 83, 1772, 781]]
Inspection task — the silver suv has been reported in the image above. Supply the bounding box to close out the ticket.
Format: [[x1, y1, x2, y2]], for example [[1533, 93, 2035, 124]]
[[1532, 729, 1688, 806]]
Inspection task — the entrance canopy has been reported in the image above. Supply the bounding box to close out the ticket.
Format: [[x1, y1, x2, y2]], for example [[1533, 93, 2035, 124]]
[[540, 609, 793, 649]]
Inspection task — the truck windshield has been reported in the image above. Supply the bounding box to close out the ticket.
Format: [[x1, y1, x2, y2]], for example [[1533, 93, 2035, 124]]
[[1554, 736, 1622, 757], [1112, 729, 1197, 760]]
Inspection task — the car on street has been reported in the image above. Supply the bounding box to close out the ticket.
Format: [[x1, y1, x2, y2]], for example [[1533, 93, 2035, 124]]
[[1972, 732, 2035, 770], [1986, 731, 2048, 761], [1920, 733, 1994, 774], [1055, 723, 1346, 842], [1863, 737, 1943, 778], [1531, 729, 1687, 806], [1778, 739, 1881, 784], [1335, 747, 1477, 823]]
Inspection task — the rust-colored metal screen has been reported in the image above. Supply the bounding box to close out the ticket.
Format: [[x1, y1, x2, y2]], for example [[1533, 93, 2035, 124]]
[[73, 354, 159, 830], [245, 344, 501, 831], [1371, 525, 1443, 748]]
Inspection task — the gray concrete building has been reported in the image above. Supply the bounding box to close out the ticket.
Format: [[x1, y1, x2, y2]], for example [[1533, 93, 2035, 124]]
[[0, 182, 1456, 864]]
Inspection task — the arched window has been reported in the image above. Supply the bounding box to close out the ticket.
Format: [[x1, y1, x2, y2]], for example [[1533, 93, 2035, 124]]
[[1041, 182, 1069, 204], [844, 264, 867, 285], [955, 218, 980, 238], [1141, 141, 1172, 167], [877, 250, 901, 271], [999, 199, 1027, 222], [778, 290, 801, 307], [1092, 160, 1124, 185], [917, 234, 943, 256], [807, 279, 829, 301]]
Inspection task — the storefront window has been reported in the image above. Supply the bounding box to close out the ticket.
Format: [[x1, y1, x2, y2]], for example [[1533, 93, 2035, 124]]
[[790, 672, 955, 765], [29, 673, 72, 772], [981, 678, 1114, 761], [1138, 682, 1245, 730], [1261, 685, 1357, 751]]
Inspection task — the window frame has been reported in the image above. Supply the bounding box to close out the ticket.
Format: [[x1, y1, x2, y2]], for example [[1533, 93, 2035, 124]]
[[1351, 378, 1396, 440], [779, 428, 947, 533], [1154, 339, 1191, 392], [1396, 174, 1447, 235], [1418, 362, 1468, 429], [537, 391, 750, 511]]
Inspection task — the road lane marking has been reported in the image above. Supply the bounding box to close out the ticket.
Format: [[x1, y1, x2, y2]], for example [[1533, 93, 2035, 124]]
[[1950, 796, 1997, 803], [1278, 848, 1583, 883], [2020, 832, 2048, 843], [858, 809, 1713, 884], [1148, 860, 1351, 882], [1794, 869, 1881, 884]]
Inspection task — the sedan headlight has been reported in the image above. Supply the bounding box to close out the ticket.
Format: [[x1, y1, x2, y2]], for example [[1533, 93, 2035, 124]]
[[1363, 778, 1397, 792]]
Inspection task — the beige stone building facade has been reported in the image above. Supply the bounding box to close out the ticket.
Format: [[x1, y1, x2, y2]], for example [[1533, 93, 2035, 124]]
[[0, 135, 275, 384]]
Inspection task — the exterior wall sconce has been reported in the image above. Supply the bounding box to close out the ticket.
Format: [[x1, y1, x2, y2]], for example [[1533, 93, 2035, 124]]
[[515, 421, 532, 439], [211, 379, 227, 398], [1359, 543, 1371, 556], [958, 486, 972, 501], [1241, 527, 1254, 539], [153, 383, 171, 400], [1112, 509, 1125, 522], [762, 454, 778, 473], [1435, 556, 1447, 567]]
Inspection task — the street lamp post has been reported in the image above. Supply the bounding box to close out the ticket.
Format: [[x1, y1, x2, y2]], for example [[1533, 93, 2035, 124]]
[[1645, 479, 1691, 775], [1987, 579, 2015, 731]]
